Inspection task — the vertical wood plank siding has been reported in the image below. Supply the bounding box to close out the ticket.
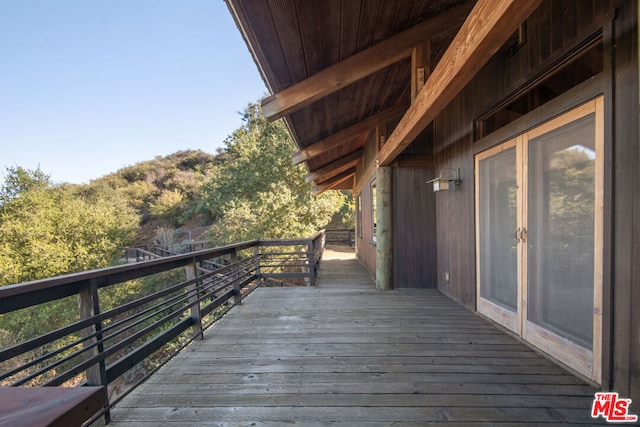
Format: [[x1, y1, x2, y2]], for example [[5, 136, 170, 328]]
[[432, 0, 613, 309], [392, 167, 437, 288], [610, 0, 640, 408], [352, 0, 636, 404], [421, 0, 639, 407]]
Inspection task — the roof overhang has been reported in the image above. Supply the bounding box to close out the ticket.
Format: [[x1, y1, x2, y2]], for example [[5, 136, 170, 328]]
[[227, 0, 542, 194]]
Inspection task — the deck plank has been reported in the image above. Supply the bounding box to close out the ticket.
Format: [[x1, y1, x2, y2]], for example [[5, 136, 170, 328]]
[[110, 248, 606, 425]]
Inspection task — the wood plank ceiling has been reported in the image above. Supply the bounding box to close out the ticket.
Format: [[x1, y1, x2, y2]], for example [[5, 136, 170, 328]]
[[227, 0, 538, 191], [226, 0, 475, 192]]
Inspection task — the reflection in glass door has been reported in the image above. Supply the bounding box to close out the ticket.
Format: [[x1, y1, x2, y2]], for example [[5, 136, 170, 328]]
[[475, 97, 603, 383], [522, 100, 603, 383]]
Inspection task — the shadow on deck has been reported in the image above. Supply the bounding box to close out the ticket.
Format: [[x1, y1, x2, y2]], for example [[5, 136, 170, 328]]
[[110, 247, 605, 426]]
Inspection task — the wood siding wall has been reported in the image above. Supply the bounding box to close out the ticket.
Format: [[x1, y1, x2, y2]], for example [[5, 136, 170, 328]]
[[392, 167, 437, 288], [427, 0, 638, 405], [356, 117, 438, 287], [433, 0, 615, 310], [610, 0, 639, 408], [350, 0, 637, 403]]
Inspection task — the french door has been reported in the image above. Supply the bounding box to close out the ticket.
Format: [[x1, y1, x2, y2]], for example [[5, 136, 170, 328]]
[[475, 97, 603, 383]]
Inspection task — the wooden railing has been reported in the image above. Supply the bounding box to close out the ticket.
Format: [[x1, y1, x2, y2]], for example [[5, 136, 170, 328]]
[[325, 228, 355, 247], [0, 231, 325, 424]]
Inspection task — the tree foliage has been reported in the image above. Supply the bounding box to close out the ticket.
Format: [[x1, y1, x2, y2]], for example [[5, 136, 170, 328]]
[[201, 102, 349, 244], [0, 169, 141, 352], [94, 149, 217, 224], [0, 165, 51, 207], [0, 172, 139, 286]]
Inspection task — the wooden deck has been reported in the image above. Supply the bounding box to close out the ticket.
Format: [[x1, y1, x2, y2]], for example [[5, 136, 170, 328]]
[[110, 247, 606, 425]]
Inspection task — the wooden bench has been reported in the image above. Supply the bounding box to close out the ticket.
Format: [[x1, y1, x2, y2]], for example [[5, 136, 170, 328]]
[[0, 386, 107, 427]]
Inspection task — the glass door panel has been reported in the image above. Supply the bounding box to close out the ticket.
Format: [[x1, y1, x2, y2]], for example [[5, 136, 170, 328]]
[[476, 142, 518, 332], [526, 114, 596, 349], [475, 97, 603, 383]]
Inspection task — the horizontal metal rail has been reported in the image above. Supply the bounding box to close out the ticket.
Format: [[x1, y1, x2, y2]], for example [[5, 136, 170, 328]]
[[0, 230, 325, 424]]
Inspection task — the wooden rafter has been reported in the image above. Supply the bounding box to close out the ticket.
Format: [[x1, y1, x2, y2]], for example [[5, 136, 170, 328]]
[[312, 169, 356, 196], [305, 149, 363, 184], [316, 167, 356, 188], [379, 0, 543, 166], [260, 1, 474, 122], [292, 103, 409, 165]]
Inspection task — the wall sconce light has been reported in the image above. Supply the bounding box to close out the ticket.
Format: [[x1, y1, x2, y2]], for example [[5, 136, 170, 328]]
[[427, 168, 460, 192]]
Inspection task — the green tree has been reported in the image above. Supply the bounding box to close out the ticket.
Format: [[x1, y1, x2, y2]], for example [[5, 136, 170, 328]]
[[93, 149, 216, 225], [201, 102, 349, 244], [0, 174, 140, 352], [0, 165, 51, 207], [0, 183, 139, 286], [149, 189, 185, 224]]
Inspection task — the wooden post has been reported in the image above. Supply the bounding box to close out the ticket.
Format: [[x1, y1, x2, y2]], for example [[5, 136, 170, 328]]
[[77, 279, 106, 386], [375, 166, 393, 290], [308, 239, 316, 286], [185, 262, 203, 340], [411, 41, 430, 103], [253, 245, 261, 287], [376, 125, 387, 151], [77, 279, 109, 422], [230, 250, 242, 305]]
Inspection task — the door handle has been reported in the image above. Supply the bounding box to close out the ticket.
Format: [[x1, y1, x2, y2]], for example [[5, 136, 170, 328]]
[[520, 227, 527, 242], [515, 227, 521, 242]]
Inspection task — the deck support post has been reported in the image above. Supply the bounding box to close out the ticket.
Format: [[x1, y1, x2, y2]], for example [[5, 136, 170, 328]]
[[308, 239, 317, 286], [185, 261, 203, 340], [253, 246, 261, 287], [375, 166, 393, 290], [230, 250, 242, 305], [77, 278, 109, 422]]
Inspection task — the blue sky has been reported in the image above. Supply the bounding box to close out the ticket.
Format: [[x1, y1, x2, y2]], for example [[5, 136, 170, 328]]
[[0, 1, 267, 184]]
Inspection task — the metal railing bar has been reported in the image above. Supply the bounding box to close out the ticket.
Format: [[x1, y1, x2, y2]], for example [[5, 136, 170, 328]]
[[43, 299, 197, 387], [0, 240, 260, 308], [0, 231, 326, 424], [1, 271, 202, 361], [11, 287, 198, 386], [104, 317, 193, 383]]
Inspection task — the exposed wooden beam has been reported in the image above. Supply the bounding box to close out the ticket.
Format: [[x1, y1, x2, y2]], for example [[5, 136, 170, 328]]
[[261, 1, 474, 122], [312, 169, 355, 196], [293, 103, 408, 165], [305, 149, 363, 184], [316, 167, 356, 188], [379, 0, 542, 166], [411, 41, 430, 103]]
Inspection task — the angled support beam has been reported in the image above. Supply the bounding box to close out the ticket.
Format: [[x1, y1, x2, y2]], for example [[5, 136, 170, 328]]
[[292, 103, 409, 165], [312, 169, 356, 196], [379, 0, 543, 166], [316, 167, 356, 188], [261, 1, 474, 122], [305, 149, 363, 184]]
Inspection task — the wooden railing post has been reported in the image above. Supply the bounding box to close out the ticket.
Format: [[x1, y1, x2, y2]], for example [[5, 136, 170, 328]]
[[77, 278, 109, 422], [308, 239, 316, 286], [254, 245, 261, 287], [185, 261, 203, 340], [230, 250, 242, 305]]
